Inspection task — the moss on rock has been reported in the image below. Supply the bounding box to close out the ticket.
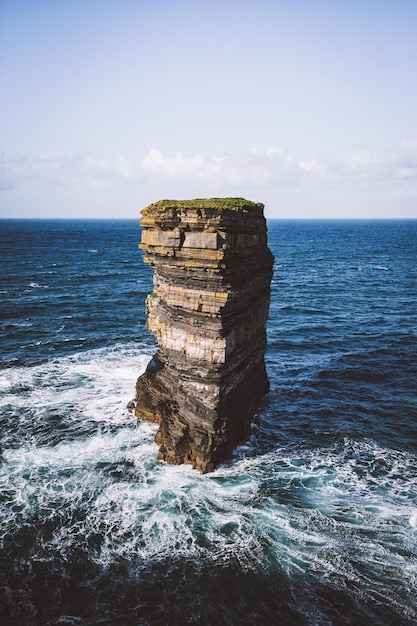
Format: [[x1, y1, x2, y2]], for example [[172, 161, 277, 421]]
[[143, 197, 264, 213]]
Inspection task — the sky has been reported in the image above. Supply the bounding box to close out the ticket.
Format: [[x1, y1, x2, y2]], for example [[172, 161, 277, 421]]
[[1, 0, 417, 219]]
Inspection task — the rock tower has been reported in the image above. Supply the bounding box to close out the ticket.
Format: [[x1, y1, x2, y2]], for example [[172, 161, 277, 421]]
[[131, 198, 274, 473]]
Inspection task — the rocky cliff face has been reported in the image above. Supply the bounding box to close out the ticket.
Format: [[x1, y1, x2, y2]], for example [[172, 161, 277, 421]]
[[131, 198, 274, 473]]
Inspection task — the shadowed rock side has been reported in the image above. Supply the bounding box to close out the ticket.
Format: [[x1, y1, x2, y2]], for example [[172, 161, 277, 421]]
[[131, 198, 274, 473]]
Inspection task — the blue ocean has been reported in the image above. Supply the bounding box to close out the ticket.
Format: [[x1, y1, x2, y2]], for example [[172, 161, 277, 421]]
[[1, 218, 416, 625]]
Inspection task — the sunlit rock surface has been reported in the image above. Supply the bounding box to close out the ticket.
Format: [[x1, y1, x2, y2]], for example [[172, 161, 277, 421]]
[[132, 198, 274, 473]]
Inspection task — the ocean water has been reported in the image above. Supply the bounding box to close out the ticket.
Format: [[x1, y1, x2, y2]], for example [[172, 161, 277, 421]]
[[0, 218, 416, 625]]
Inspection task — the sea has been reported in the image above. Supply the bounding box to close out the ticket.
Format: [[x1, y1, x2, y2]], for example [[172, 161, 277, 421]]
[[0, 218, 416, 625]]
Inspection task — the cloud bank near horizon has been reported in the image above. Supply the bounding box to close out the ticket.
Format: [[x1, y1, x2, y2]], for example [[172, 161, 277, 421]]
[[1, 141, 417, 218]]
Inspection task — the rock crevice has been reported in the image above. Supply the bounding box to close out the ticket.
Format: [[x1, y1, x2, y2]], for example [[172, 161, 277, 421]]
[[131, 198, 274, 473]]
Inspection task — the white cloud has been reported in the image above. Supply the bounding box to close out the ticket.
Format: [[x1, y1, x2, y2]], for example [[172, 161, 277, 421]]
[[1, 152, 142, 193], [140, 147, 305, 189], [141, 142, 417, 195], [142, 149, 204, 178], [311, 141, 417, 190], [2, 142, 417, 217]]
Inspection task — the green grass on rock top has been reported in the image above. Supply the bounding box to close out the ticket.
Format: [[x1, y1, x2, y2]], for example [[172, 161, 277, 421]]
[[143, 197, 264, 212]]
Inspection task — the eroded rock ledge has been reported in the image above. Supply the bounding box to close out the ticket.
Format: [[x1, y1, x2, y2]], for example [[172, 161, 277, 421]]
[[131, 198, 274, 473]]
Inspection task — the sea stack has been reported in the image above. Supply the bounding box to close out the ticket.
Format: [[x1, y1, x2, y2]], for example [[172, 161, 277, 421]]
[[132, 198, 274, 473]]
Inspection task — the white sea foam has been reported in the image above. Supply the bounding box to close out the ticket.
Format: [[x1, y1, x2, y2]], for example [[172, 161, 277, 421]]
[[410, 511, 417, 529], [0, 345, 416, 620], [2, 438, 416, 613], [0, 343, 153, 424], [28, 282, 48, 288], [2, 435, 417, 624]]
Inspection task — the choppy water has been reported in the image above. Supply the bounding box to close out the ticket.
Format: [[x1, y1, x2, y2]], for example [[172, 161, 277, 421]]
[[1, 219, 416, 625]]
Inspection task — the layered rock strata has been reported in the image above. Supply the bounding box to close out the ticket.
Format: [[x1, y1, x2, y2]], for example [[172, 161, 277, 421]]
[[131, 198, 274, 473]]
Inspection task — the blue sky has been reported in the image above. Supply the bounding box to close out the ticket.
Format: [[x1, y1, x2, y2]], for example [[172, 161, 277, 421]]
[[1, 0, 417, 218]]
